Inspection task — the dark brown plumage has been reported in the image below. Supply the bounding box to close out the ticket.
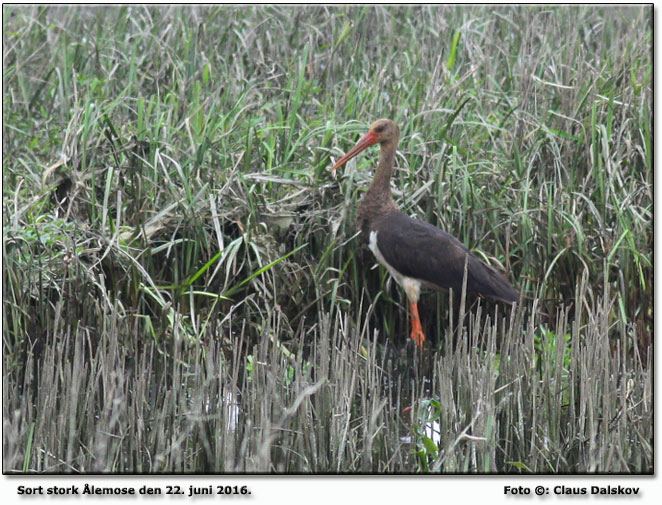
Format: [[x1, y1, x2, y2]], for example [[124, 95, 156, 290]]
[[332, 119, 517, 347]]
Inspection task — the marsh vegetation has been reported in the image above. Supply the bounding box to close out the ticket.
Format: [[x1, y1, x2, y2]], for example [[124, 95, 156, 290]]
[[3, 5, 652, 473]]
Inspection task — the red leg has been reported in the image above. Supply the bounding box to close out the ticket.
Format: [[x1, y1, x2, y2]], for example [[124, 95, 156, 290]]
[[409, 302, 426, 347]]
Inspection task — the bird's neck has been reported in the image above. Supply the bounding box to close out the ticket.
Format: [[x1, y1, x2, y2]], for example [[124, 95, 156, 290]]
[[369, 143, 396, 198], [357, 142, 398, 237]]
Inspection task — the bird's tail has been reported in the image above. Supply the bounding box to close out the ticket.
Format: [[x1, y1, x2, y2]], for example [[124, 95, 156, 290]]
[[467, 255, 518, 303]]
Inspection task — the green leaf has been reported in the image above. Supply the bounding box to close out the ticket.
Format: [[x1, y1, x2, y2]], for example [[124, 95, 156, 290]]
[[506, 461, 533, 472], [422, 435, 439, 456], [446, 29, 461, 70], [334, 21, 352, 51]]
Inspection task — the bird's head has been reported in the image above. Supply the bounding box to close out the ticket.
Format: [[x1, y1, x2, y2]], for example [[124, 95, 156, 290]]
[[331, 119, 400, 171]]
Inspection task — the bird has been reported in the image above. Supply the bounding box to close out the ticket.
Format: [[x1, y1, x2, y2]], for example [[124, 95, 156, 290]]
[[331, 119, 518, 347]]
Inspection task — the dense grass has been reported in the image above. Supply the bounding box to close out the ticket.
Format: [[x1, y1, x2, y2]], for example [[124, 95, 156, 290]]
[[3, 5, 652, 473]]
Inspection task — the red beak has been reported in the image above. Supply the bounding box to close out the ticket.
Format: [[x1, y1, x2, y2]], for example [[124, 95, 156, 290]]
[[331, 131, 378, 171]]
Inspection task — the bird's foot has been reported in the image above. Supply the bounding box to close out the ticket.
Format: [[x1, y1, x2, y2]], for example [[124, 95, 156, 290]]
[[409, 302, 426, 348], [410, 327, 426, 347]]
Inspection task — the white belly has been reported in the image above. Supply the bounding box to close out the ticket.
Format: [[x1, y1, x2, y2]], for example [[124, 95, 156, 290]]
[[368, 230, 421, 303]]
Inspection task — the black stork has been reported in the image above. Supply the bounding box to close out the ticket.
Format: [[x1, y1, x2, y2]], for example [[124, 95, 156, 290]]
[[331, 119, 518, 347]]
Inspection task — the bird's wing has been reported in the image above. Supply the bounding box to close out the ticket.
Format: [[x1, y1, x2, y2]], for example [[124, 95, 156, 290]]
[[373, 211, 518, 302]]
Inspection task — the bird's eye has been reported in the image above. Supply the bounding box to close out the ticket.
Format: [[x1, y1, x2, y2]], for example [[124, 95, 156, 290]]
[[375, 125, 384, 133]]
